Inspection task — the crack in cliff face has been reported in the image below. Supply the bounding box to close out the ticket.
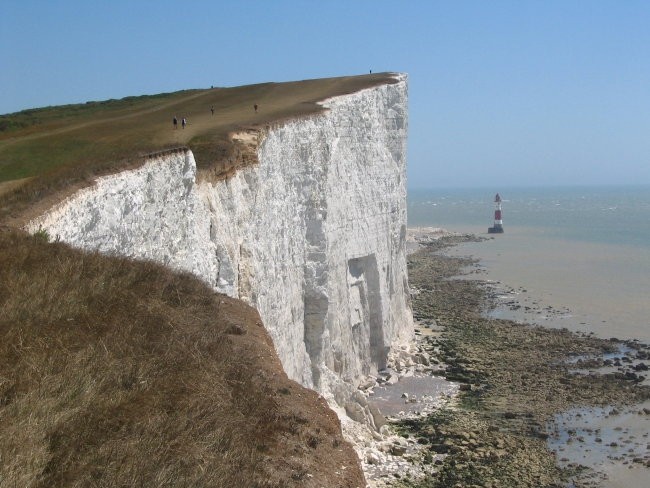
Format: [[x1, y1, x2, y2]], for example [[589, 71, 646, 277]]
[[25, 75, 413, 409], [303, 178, 330, 387], [347, 254, 387, 373]]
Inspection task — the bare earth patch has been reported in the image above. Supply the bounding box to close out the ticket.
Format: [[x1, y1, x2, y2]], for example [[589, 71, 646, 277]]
[[0, 177, 30, 197]]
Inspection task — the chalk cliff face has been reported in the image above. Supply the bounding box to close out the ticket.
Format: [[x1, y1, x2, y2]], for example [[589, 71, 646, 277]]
[[27, 75, 412, 403]]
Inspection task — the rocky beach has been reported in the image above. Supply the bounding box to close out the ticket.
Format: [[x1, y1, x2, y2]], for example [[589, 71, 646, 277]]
[[364, 230, 650, 487]]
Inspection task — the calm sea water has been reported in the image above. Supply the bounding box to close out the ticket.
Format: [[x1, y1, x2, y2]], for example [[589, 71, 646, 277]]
[[408, 186, 650, 342]]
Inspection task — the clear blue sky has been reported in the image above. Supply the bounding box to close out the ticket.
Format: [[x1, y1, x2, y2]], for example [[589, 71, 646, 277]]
[[2, 1, 650, 188]]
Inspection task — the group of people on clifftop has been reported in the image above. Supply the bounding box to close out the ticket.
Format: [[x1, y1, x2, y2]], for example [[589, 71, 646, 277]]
[[172, 116, 186, 129]]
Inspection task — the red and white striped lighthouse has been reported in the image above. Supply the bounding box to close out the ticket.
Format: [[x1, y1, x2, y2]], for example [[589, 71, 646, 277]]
[[488, 193, 504, 234]]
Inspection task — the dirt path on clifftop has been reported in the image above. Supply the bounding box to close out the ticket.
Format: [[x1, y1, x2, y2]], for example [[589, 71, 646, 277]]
[[0, 91, 207, 147]]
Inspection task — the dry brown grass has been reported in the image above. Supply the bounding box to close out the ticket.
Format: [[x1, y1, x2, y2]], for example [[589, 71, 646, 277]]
[[0, 230, 365, 487]]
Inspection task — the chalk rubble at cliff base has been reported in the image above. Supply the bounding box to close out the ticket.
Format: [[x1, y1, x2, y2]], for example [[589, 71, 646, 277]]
[[334, 228, 463, 487], [339, 332, 459, 487]]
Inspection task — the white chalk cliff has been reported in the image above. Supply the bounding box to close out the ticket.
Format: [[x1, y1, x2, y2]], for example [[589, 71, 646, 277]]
[[27, 74, 413, 406]]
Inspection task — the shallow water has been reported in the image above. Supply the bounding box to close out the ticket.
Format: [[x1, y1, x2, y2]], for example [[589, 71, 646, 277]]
[[547, 401, 650, 487], [369, 375, 456, 417], [444, 227, 650, 343], [432, 233, 650, 487]]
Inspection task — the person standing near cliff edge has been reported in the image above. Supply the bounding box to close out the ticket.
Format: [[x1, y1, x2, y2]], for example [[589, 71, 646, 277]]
[[182, 117, 186, 129], [173, 116, 178, 129]]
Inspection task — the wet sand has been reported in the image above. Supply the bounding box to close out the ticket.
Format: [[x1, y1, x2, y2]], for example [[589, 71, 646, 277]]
[[396, 230, 650, 487]]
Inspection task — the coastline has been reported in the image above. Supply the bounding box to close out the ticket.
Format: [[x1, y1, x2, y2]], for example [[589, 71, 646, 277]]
[[378, 229, 650, 487]]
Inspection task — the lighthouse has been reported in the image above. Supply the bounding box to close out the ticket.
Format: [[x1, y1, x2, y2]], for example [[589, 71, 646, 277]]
[[488, 193, 504, 234]]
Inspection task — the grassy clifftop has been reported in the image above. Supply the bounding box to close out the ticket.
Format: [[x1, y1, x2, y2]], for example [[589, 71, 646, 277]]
[[0, 73, 397, 225]]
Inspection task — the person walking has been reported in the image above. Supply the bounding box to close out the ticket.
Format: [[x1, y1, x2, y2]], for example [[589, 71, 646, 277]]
[[254, 104, 258, 113], [182, 117, 186, 129], [173, 116, 178, 129], [211, 106, 214, 116]]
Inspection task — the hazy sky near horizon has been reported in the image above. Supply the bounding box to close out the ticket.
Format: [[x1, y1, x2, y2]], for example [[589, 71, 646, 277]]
[[2, 1, 650, 188]]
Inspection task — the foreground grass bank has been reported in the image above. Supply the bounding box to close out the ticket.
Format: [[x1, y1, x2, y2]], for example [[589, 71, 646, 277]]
[[0, 230, 365, 487]]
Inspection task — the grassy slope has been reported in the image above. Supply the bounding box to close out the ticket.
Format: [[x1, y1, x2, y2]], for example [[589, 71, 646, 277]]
[[0, 73, 396, 224], [0, 74, 395, 486], [0, 231, 364, 487]]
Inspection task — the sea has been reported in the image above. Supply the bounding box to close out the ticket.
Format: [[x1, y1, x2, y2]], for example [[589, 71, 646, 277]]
[[408, 186, 650, 487]]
